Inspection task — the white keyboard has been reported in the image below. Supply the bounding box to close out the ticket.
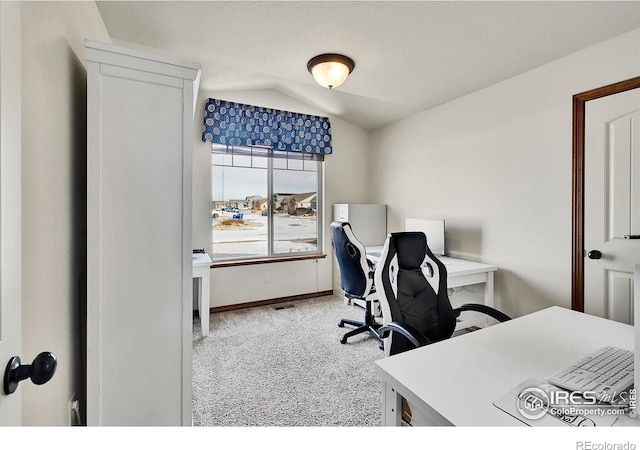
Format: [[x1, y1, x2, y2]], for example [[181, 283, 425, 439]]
[[546, 346, 634, 403]]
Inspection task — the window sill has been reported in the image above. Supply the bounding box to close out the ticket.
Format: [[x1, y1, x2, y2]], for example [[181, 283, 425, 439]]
[[210, 253, 327, 269]]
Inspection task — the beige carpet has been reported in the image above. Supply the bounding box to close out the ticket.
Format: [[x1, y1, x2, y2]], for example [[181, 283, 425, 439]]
[[192, 295, 384, 426]]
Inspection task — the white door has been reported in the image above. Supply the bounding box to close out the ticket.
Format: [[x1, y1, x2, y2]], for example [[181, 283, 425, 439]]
[[0, 1, 23, 425], [584, 87, 640, 324]]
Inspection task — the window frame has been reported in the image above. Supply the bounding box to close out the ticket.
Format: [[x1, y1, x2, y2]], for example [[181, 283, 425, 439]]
[[211, 144, 324, 263]]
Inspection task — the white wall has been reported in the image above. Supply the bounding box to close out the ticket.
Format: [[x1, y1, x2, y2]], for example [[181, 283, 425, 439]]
[[193, 89, 370, 307], [369, 28, 640, 318], [20, 2, 110, 425]]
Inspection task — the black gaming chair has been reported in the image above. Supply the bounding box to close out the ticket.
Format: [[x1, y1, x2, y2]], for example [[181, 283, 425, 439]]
[[331, 221, 382, 345], [374, 231, 511, 357]]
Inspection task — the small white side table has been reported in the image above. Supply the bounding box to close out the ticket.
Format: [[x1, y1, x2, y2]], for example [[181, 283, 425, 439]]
[[192, 253, 212, 337]]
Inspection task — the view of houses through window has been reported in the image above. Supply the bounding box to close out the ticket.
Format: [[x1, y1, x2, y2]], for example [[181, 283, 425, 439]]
[[212, 146, 321, 260]]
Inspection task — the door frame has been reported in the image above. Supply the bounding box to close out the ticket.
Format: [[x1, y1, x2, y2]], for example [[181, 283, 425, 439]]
[[571, 75, 640, 312], [0, 1, 22, 425]]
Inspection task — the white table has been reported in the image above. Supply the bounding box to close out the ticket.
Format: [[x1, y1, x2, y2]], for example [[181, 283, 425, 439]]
[[192, 252, 212, 337], [367, 246, 497, 327], [373, 306, 636, 426]]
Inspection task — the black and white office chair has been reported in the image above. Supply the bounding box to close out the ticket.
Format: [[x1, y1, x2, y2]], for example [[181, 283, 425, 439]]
[[331, 221, 382, 346], [374, 231, 511, 357]]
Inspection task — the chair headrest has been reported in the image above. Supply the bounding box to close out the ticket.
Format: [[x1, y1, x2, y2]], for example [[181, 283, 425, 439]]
[[390, 232, 426, 269], [331, 221, 348, 232], [331, 221, 351, 242], [331, 221, 365, 256]]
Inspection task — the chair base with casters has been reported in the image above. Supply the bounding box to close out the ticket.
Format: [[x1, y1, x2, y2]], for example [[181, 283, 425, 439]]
[[338, 294, 383, 348]]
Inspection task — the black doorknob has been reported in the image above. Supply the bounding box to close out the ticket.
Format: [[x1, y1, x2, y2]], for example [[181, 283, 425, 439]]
[[587, 250, 602, 260], [3, 352, 57, 395]]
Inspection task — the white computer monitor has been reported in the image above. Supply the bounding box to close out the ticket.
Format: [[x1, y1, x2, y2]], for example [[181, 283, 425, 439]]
[[405, 218, 445, 256]]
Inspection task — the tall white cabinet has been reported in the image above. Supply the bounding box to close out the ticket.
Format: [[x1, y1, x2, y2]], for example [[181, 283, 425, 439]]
[[86, 41, 200, 425], [332, 203, 387, 246]]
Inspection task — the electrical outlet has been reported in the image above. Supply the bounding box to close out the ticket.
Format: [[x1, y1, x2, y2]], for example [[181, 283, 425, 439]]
[[265, 273, 272, 284]]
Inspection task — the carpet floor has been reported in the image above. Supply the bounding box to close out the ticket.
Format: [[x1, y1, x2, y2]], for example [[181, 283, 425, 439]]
[[192, 295, 384, 426]]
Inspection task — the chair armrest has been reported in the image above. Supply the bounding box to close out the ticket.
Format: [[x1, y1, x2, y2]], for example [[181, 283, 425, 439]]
[[454, 303, 511, 323], [378, 322, 432, 348]]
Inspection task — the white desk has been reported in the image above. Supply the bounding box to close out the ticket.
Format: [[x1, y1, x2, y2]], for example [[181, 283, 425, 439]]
[[192, 252, 212, 337], [373, 306, 636, 426], [367, 247, 497, 326]]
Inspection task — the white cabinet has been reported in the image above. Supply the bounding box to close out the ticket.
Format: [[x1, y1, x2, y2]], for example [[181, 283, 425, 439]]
[[333, 203, 387, 246], [86, 41, 200, 425]]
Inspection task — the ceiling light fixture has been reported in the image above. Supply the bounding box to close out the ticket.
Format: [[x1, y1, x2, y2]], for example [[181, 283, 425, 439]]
[[307, 54, 355, 90]]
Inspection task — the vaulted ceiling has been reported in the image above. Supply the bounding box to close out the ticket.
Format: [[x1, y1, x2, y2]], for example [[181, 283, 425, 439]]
[[96, 1, 640, 130]]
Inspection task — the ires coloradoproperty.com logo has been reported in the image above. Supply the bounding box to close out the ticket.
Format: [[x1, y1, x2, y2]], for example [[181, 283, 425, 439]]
[[516, 386, 637, 426]]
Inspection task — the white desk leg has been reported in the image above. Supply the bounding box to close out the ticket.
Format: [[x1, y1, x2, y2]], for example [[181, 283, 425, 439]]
[[483, 271, 495, 328], [201, 272, 210, 337], [484, 271, 495, 309], [382, 381, 403, 426], [195, 276, 201, 314]]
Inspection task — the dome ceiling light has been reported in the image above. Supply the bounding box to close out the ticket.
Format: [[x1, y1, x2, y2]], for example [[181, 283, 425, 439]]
[[307, 54, 355, 90]]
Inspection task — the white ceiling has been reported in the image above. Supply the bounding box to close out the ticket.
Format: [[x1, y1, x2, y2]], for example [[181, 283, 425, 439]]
[[96, 1, 640, 130]]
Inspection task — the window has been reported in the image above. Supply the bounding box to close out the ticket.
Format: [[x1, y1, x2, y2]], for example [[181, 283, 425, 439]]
[[211, 145, 323, 261]]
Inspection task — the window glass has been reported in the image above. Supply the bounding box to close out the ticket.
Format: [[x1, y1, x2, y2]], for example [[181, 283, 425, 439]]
[[273, 168, 318, 255], [211, 146, 322, 261], [303, 159, 318, 172], [212, 165, 268, 259], [272, 155, 287, 170], [287, 158, 303, 171], [233, 154, 252, 168], [212, 152, 232, 166]]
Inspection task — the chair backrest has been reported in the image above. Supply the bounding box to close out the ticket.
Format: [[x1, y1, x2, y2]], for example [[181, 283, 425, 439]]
[[374, 231, 456, 356], [331, 221, 373, 299]]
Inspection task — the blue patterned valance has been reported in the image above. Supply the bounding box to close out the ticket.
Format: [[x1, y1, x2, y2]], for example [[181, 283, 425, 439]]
[[202, 98, 332, 155]]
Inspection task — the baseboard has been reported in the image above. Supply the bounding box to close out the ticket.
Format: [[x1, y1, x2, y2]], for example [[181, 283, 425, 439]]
[[193, 290, 334, 316]]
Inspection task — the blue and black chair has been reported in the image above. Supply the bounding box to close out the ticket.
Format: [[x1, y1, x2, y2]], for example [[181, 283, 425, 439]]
[[331, 221, 382, 346]]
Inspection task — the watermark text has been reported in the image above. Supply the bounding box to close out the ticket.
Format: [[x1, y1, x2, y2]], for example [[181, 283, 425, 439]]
[[576, 442, 636, 450]]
